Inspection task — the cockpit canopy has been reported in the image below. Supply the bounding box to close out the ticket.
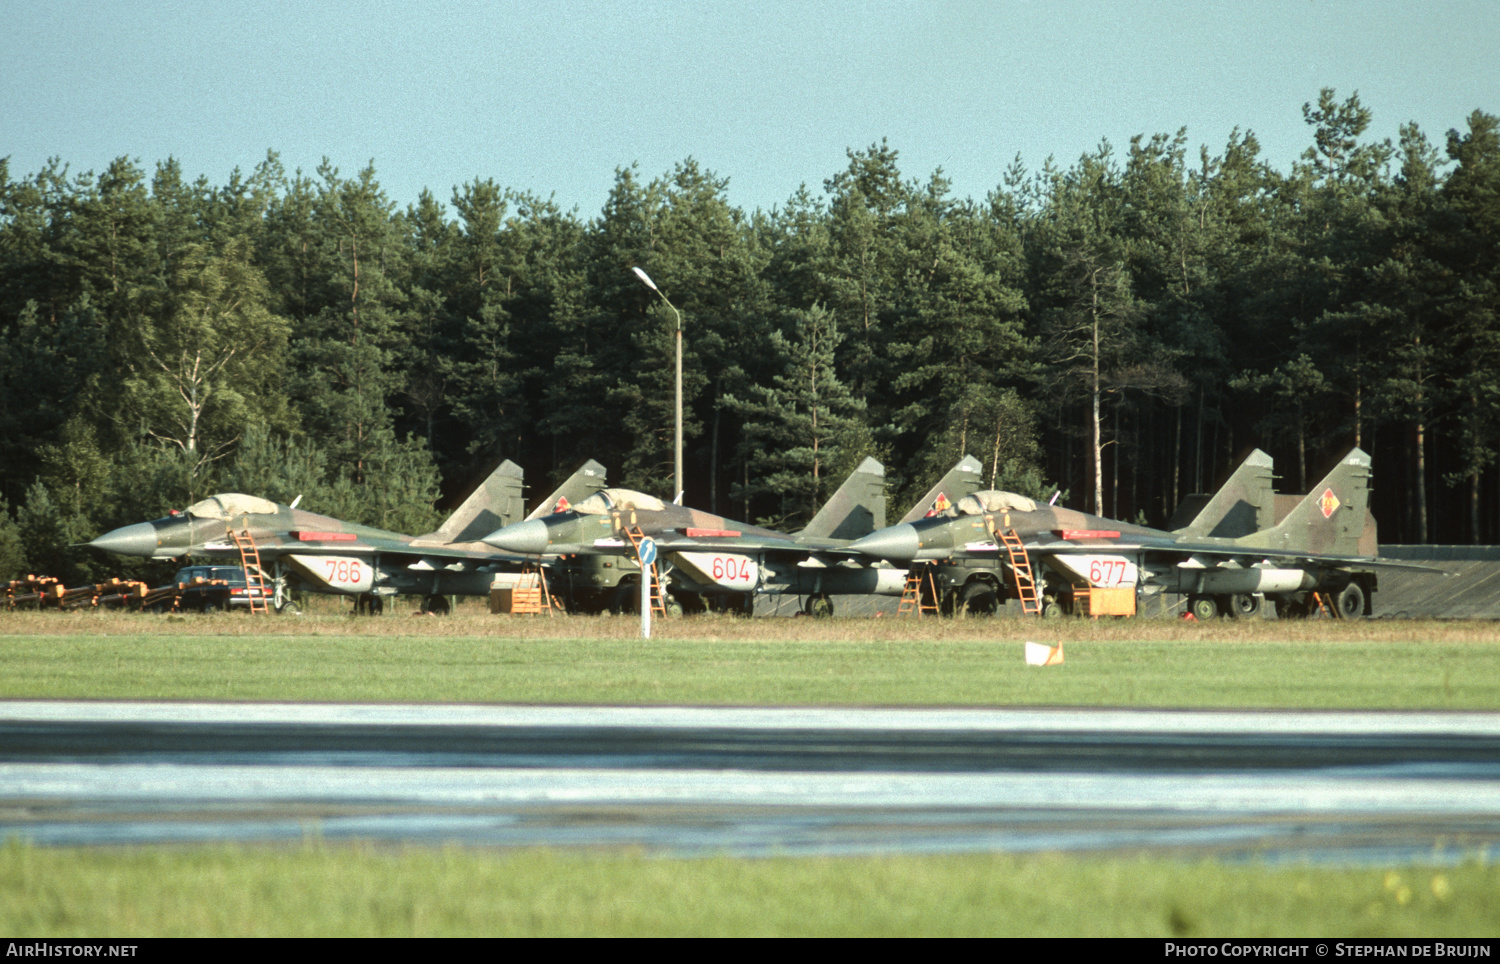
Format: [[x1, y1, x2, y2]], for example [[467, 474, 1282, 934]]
[[572, 488, 667, 515], [185, 493, 280, 520], [953, 490, 1038, 517]]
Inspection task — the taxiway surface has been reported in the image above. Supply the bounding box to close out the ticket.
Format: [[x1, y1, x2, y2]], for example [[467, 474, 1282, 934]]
[[3, 702, 1498, 861]]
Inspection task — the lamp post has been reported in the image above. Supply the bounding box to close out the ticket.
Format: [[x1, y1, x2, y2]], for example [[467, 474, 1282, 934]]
[[631, 266, 683, 502]]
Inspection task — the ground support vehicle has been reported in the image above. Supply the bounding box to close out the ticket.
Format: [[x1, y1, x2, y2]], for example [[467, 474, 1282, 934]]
[[168, 565, 267, 612]]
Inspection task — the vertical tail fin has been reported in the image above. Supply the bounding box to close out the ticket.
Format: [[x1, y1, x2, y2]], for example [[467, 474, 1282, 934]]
[[1238, 448, 1372, 557], [1172, 448, 1275, 538], [526, 459, 608, 520], [898, 455, 984, 524], [432, 460, 527, 544], [799, 457, 886, 541]]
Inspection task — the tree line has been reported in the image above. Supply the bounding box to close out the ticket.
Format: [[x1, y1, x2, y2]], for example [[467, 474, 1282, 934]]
[[3, 89, 1498, 584]]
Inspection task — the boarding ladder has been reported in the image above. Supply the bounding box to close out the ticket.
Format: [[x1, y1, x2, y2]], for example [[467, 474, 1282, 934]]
[[623, 526, 668, 619], [897, 566, 941, 617], [229, 527, 271, 615], [520, 561, 561, 616], [993, 524, 1041, 616], [1309, 591, 1343, 619]]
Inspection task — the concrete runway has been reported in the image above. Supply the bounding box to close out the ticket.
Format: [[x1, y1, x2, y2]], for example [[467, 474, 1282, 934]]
[[3, 702, 1499, 861]]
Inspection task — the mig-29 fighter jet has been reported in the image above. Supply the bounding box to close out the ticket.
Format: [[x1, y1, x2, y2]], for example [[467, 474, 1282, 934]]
[[481, 457, 893, 616], [88, 460, 607, 614], [483, 456, 994, 616], [848, 447, 1392, 620]]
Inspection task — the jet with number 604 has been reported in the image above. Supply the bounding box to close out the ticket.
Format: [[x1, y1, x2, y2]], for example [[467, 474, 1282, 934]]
[[481, 457, 987, 616], [86, 460, 607, 614], [847, 448, 1426, 620]]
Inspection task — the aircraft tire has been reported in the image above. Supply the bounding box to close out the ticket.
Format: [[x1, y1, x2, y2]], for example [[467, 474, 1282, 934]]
[[958, 580, 1000, 617], [1188, 595, 1220, 621], [422, 594, 450, 616], [611, 581, 640, 615], [674, 591, 707, 615], [1225, 593, 1262, 619], [1273, 594, 1308, 619], [803, 593, 834, 618], [1335, 582, 1365, 620]]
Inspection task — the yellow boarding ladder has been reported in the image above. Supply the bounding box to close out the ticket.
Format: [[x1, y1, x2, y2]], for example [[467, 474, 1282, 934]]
[[229, 527, 271, 615]]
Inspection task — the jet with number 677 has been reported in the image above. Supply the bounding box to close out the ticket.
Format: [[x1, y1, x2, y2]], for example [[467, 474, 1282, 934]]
[[846, 448, 1421, 619]]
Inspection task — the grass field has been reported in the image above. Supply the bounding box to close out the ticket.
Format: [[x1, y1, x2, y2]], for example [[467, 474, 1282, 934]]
[[2, 608, 1497, 708], [4, 841, 1498, 938], [3, 608, 1498, 936]]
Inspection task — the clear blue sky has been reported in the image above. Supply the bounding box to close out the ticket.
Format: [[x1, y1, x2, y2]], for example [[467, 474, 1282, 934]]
[[4, 0, 1496, 218]]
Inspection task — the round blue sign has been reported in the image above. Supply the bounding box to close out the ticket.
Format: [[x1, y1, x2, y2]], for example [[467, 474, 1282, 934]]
[[638, 537, 657, 566]]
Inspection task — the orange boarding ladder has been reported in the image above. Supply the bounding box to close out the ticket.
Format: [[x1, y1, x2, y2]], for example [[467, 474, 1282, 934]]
[[994, 525, 1041, 615], [897, 566, 940, 617], [1310, 591, 1342, 619], [622, 526, 668, 619], [229, 527, 271, 614], [520, 562, 561, 616]]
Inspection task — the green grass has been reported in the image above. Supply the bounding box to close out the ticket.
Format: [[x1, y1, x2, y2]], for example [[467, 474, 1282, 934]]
[[1, 610, 1497, 708], [4, 611, 1498, 937], [2, 840, 1495, 937]]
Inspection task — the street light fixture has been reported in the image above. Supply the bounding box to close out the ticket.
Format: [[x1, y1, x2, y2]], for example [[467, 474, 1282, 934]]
[[631, 266, 684, 502]]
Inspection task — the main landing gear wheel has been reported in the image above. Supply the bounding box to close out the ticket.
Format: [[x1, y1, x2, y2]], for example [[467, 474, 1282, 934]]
[[611, 581, 643, 615], [421, 594, 450, 616], [803, 593, 834, 618], [1188, 594, 1220, 621], [1225, 593, 1262, 619], [1273, 593, 1309, 619], [957, 581, 1000, 617]]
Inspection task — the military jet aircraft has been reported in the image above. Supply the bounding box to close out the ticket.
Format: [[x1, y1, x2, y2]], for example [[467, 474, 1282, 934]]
[[481, 457, 893, 616], [88, 460, 607, 614], [847, 447, 1389, 620], [482, 457, 989, 616]]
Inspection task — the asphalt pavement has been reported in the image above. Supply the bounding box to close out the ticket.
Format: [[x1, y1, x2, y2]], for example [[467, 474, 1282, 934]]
[[3, 702, 1498, 861]]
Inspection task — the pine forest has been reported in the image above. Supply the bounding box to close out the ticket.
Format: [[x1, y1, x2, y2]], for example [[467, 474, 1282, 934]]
[[3, 89, 1499, 583]]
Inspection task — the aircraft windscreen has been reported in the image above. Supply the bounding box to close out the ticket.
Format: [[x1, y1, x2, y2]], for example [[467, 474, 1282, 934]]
[[185, 493, 280, 520], [954, 490, 1039, 516], [573, 489, 666, 515]]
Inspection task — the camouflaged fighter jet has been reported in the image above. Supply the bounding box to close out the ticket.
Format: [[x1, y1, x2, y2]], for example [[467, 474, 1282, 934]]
[[480, 457, 890, 616], [848, 448, 1394, 620], [482, 457, 996, 616], [87, 460, 608, 614]]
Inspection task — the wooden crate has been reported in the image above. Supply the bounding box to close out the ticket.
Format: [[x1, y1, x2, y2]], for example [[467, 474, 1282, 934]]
[[1074, 586, 1137, 617], [490, 587, 544, 615]]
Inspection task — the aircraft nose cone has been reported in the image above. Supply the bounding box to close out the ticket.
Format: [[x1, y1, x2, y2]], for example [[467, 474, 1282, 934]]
[[88, 522, 160, 557], [482, 519, 551, 555], [848, 523, 921, 561]]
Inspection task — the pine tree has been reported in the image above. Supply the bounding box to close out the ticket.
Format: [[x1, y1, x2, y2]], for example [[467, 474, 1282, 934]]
[[725, 305, 866, 527]]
